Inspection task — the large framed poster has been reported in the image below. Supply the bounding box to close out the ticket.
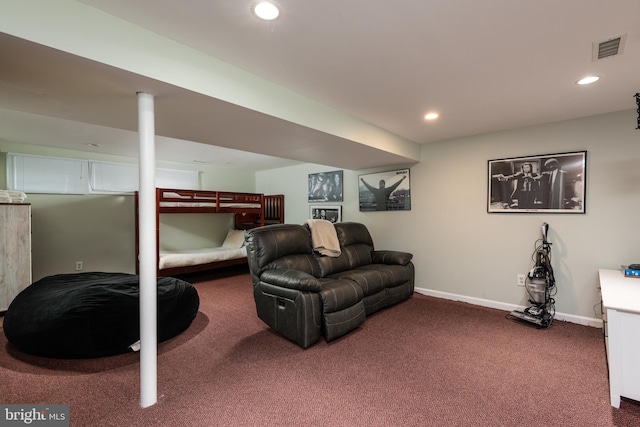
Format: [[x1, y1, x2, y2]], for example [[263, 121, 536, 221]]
[[488, 151, 586, 213], [358, 169, 411, 211]]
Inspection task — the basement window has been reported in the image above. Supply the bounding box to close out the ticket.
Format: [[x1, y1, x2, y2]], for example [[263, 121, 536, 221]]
[[7, 153, 200, 194]]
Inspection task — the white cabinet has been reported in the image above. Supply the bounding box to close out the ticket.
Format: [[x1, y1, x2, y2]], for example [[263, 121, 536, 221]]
[[0, 203, 32, 311], [599, 268, 640, 408]]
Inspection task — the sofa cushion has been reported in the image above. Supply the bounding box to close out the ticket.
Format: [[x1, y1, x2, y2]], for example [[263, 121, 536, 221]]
[[329, 264, 413, 297], [313, 245, 374, 277], [246, 224, 321, 277], [335, 223, 374, 269], [314, 252, 350, 277], [335, 222, 374, 247], [319, 279, 364, 313], [357, 264, 413, 285], [341, 244, 374, 269]]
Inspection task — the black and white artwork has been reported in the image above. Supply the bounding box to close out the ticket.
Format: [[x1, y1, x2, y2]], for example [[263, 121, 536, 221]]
[[488, 151, 586, 213], [309, 205, 342, 223], [308, 170, 343, 202], [358, 169, 411, 211]]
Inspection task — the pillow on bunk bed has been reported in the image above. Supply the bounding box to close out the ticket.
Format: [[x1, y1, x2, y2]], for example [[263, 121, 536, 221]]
[[221, 228, 246, 249], [3, 272, 199, 359]]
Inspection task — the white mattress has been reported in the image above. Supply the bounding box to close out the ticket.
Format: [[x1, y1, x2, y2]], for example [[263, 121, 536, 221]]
[[159, 202, 260, 208], [159, 191, 260, 209], [159, 246, 247, 270], [159, 201, 217, 208]]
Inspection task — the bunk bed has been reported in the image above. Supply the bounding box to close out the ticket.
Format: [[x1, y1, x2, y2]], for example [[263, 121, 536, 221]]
[[135, 188, 284, 276]]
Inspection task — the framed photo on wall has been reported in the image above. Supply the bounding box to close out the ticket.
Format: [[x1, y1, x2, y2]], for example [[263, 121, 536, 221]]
[[308, 170, 343, 202], [488, 151, 586, 213], [310, 205, 342, 223], [358, 168, 411, 211]]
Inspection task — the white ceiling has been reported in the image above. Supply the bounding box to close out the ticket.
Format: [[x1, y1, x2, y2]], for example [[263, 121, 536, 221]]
[[1, 0, 639, 170]]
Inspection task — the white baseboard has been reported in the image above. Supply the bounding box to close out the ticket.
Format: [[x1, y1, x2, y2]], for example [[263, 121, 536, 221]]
[[414, 286, 603, 328]]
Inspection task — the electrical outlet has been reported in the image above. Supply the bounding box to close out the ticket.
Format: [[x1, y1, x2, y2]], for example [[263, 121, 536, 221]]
[[75, 261, 83, 271], [517, 274, 526, 287]]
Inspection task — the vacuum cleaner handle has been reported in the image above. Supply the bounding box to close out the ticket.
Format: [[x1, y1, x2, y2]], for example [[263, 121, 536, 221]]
[[541, 222, 549, 242]]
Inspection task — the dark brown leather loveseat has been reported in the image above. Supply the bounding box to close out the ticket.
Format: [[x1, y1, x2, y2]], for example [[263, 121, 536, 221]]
[[245, 222, 414, 348]]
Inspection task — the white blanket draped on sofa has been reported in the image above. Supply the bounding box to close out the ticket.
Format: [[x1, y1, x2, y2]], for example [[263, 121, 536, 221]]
[[305, 219, 341, 257]]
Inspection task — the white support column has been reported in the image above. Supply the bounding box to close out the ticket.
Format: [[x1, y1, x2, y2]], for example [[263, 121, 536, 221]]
[[137, 92, 157, 408]]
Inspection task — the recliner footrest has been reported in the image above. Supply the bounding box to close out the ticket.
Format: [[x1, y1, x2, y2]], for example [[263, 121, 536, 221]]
[[323, 300, 366, 341], [319, 279, 365, 341]]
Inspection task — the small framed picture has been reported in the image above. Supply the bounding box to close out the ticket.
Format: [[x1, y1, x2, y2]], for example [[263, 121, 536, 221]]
[[488, 151, 586, 213], [358, 168, 411, 211], [309, 205, 342, 223], [308, 170, 343, 202]]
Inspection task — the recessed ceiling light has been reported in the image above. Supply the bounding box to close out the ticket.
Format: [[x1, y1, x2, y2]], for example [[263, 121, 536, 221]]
[[424, 112, 439, 120], [577, 76, 600, 85], [252, 1, 281, 21], [86, 143, 102, 148]]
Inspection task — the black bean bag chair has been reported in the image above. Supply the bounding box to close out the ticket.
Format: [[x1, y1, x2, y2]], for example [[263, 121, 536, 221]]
[[3, 272, 199, 358]]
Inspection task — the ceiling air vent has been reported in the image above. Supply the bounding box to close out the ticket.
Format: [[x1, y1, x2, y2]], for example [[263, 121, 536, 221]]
[[592, 34, 627, 61]]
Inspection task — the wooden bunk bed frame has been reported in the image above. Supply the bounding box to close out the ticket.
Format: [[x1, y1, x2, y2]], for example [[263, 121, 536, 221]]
[[135, 188, 284, 276]]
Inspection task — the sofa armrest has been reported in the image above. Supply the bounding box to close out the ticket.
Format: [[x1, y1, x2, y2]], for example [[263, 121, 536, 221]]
[[260, 269, 322, 292], [372, 250, 413, 266]]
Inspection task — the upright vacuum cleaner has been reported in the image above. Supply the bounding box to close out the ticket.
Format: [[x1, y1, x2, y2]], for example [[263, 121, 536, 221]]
[[510, 222, 556, 328]]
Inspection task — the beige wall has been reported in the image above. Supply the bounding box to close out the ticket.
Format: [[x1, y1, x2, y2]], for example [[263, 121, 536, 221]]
[[28, 193, 135, 279], [257, 109, 640, 325]]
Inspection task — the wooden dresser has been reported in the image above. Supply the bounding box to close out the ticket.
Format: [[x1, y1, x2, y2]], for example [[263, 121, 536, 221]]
[[0, 203, 32, 312]]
